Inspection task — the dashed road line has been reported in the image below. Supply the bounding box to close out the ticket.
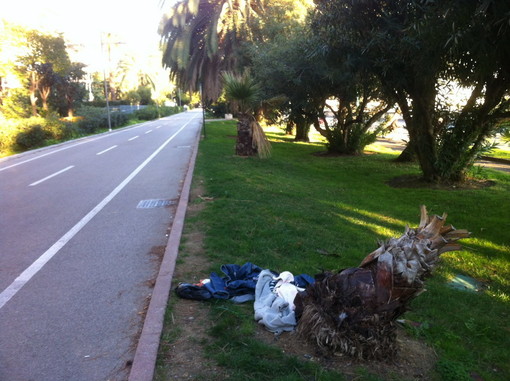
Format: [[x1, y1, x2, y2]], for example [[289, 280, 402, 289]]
[[29, 166, 75, 187], [96, 145, 118, 155], [0, 117, 196, 310]]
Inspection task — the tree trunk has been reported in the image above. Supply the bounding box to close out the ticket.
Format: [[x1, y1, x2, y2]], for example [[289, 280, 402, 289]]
[[407, 82, 438, 181], [395, 142, 415, 162], [285, 121, 294, 136], [29, 71, 38, 117], [294, 120, 310, 142], [236, 115, 257, 156], [295, 206, 469, 359], [65, 94, 73, 118], [40, 86, 50, 111]]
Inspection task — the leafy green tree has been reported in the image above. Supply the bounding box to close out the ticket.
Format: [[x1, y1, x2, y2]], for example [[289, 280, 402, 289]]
[[125, 89, 141, 105], [88, 72, 107, 103], [314, 74, 392, 155], [15, 30, 71, 116], [0, 22, 27, 111], [137, 86, 153, 105], [54, 62, 87, 117], [36, 63, 56, 112], [252, 24, 391, 152], [251, 29, 327, 142], [116, 55, 156, 99], [248, 1, 318, 142], [312, 0, 510, 181]]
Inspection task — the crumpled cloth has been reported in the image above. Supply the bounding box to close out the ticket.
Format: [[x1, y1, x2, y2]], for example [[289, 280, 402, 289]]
[[204, 262, 264, 301], [254, 269, 297, 334], [272, 271, 304, 311]]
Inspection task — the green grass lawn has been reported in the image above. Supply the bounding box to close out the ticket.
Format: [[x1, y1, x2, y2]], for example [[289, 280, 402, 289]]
[[159, 121, 510, 380], [485, 147, 510, 161]]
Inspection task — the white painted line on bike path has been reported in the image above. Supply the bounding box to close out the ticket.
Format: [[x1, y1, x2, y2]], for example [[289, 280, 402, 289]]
[[0, 113, 184, 172], [0, 116, 197, 310], [29, 166, 75, 187], [96, 145, 118, 155]]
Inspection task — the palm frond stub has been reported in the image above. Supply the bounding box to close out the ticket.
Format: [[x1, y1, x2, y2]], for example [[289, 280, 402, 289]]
[[295, 206, 470, 359]]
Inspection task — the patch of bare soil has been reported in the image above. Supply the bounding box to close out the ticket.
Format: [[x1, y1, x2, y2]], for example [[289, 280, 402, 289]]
[[157, 180, 229, 380], [255, 327, 437, 380], [159, 179, 438, 380], [387, 174, 495, 190]]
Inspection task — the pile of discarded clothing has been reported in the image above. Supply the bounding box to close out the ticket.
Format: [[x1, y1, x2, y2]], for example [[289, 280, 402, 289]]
[[175, 262, 314, 334]]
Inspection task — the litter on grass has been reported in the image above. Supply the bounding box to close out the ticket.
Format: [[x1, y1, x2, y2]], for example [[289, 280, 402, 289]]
[[448, 274, 484, 292], [175, 206, 471, 359]]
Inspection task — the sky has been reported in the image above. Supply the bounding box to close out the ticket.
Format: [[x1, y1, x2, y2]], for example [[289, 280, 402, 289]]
[[2, 0, 175, 70]]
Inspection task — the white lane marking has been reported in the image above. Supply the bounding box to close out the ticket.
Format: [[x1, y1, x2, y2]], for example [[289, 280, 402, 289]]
[[128, 136, 139, 141], [0, 140, 95, 172], [0, 115, 199, 310], [0, 111, 195, 172], [96, 145, 118, 156], [29, 166, 75, 187], [145, 130, 153, 134]]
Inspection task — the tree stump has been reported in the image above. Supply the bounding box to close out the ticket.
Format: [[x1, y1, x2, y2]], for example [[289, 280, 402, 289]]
[[295, 206, 470, 359]]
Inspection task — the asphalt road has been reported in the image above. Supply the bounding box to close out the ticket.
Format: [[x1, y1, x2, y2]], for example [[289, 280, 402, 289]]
[[0, 111, 202, 380]]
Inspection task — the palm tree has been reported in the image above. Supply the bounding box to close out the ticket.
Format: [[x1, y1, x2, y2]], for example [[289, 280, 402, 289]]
[[222, 71, 270, 157], [159, 0, 264, 102]]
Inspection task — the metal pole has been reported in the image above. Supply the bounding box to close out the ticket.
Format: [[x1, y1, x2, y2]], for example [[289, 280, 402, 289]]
[[199, 83, 206, 138], [102, 69, 112, 132], [100, 33, 112, 132]]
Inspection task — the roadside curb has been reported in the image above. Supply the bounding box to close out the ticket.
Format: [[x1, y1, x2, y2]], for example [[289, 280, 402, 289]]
[[128, 120, 202, 381]]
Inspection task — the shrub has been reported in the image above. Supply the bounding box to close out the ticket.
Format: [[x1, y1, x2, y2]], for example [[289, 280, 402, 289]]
[[0, 88, 32, 119], [0, 117, 21, 153], [84, 99, 128, 108], [39, 114, 76, 140], [75, 106, 108, 133], [49, 120, 79, 140], [76, 106, 130, 132], [110, 111, 129, 128], [0, 104, 183, 156], [15, 123, 47, 150], [8, 116, 76, 150], [160, 105, 182, 117], [134, 105, 182, 120], [134, 106, 159, 120], [207, 101, 228, 117]]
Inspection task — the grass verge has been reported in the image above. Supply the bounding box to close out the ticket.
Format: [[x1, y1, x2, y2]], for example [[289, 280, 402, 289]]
[[485, 147, 510, 161], [157, 121, 510, 381]]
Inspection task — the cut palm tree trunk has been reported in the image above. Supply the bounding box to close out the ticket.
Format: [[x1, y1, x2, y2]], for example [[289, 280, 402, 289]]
[[295, 205, 470, 359], [236, 115, 257, 156]]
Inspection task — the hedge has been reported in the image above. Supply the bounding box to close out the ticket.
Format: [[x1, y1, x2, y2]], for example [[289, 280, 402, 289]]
[[0, 106, 184, 156]]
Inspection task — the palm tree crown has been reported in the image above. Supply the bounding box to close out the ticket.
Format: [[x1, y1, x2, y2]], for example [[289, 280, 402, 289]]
[[159, 0, 263, 101]]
